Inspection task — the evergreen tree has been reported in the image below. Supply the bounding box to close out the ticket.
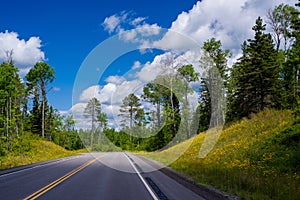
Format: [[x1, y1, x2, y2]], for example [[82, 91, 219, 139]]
[[119, 93, 142, 142], [0, 62, 24, 139], [84, 98, 102, 146], [142, 82, 165, 129], [26, 62, 55, 138], [229, 17, 280, 119], [197, 79, 211, 132]]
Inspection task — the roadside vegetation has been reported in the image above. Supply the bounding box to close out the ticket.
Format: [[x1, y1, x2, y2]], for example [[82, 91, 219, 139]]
[[141, 109, 300, 200], [0, 132, 87, 170], [0, 1, 299, 199]]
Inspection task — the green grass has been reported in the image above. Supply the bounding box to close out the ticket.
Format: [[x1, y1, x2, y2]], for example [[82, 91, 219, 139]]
[[140, 110, 300, 200], [0, 137, 87, 170]]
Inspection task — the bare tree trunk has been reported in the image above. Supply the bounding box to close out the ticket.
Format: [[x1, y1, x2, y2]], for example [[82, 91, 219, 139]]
[[130, 107, 133, 142], [6, 99, 9, 150], [185, 84, 190, 138], [156, 103, 161, 128], [91, 111, 94, 147], [41, 82, 46, 138], [170, 77, 176, 132]]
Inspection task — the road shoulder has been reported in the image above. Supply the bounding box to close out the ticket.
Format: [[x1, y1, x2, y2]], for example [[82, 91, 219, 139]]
[[133, 153, 239, 200]]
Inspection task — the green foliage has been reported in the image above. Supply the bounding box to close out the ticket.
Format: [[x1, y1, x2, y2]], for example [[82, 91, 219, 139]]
[[196, 79, 211, 132], [141, 110, 299, 200], [199, 38, 229, 128], [1, 4, 300, 194], [84, 98, 105, 146], [228, 17, 281, 120], [0, 134, 81, 170], [178, 64, 199, 138], [0, 62, 24, 137], [26, 62, 55, 138], [267, 3, 299, 51], [84, 98, 102, 127], [104, 79, 182, 151], [119, 93, 143, 141], [142, 82, 167, 128]]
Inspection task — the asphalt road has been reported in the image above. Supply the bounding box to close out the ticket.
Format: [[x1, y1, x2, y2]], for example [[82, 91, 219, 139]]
[[0, 152, 205, 200]]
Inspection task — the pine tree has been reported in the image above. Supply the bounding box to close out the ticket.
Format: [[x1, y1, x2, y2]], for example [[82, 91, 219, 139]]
[[84, 98, 102, 146], [119, 93, 142, 142], [142, 82, 165, 129], [197, 79, 211, 132], [229, 17, 280, 119], [0, 62, 24, 139], [26, 62, 55, 138]]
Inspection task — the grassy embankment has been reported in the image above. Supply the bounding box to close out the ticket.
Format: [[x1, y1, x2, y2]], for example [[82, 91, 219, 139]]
[[141, 110, 300, 200], [0, 135, 87, 170]]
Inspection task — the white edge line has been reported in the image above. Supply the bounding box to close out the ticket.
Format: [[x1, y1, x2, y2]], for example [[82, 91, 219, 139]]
[[123, 152, 159, 200]]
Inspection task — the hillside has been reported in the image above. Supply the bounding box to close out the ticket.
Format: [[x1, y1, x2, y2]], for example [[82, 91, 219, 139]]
[[0, 138, 85, 170], [141, 110, 300, 200]]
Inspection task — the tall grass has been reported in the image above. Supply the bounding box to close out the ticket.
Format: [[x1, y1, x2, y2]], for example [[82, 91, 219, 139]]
[[0, 137, 84, 170], [141, 110, 300, 200]]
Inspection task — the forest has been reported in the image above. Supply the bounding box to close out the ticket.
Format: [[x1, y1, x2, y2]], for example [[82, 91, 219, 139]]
[[0, 2, 299, 154]]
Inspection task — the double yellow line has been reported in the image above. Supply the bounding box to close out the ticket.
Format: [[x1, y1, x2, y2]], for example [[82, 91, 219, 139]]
[[24, 156, 102, 200]]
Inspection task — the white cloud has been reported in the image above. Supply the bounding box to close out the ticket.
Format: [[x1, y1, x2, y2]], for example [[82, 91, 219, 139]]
[[52, 87, 60, 92], [103, 15, 121, 33], [105, 75, 126, 84], [70, 102, 87, 114], [131, 17, 146, 26], [103, 12, 162, 46], [154, 0, 297, 54], [131, 61, 141, 70], [118, 28, 138, 41], [136, 61, 160, 82], [110, 79, 144, 104], [68, 79, 144, 129], [99, 83, 117, 103], [136, 23, 161, 37], [79, 85, 101, 102], [136, 52, 186, 82], [0, 30, 45, 75]]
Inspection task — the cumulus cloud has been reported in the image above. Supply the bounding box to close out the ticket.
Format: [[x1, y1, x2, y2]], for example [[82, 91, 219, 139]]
[[0, 30, 45, 76], [155, 0, 296, 54], [136, 61, 161, 82], [110, 79, 143, 104], [99, 83, 117, 103], [69, 79, 144, 129], [105, 75, 126, 84], [79, 85, 101, 102]]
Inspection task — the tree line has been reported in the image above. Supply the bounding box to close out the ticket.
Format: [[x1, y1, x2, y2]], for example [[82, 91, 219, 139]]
[[91, 2, 300, 151], [0, 60, 83, 156], [0, 2, 299, 153]]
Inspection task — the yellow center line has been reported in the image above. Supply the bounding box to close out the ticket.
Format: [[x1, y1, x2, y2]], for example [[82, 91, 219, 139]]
[[23, 155, 105, 200]]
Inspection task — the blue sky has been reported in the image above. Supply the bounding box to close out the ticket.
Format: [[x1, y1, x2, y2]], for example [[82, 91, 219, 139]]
[[0, 0, 198, 110], [0, 0, 298, 129]]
